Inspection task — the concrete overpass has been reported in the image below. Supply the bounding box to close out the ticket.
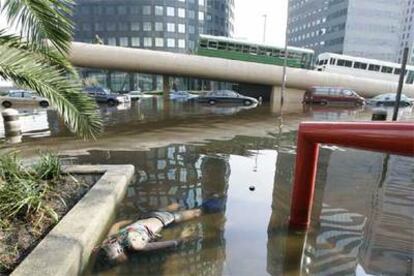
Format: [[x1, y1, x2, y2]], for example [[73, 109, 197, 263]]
[[69, 42, 414, 110]]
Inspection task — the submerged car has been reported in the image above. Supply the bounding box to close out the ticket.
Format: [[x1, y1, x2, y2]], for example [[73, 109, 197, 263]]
[[84, 86, 130, 105], [194, 90, 258, 106], [170, 91, 199, 101], [367, 93, 413, 107], [1, 90, 49, 108], [303, 87, 365, 106]]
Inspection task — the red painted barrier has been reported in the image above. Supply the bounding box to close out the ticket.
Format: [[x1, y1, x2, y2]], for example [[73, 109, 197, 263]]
[[289, 122, 414, 230]]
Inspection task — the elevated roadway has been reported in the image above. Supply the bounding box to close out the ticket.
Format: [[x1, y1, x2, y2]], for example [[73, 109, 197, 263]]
[[69, 42, 414, 110]]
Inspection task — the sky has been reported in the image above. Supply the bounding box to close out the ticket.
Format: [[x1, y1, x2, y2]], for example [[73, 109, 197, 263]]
[[234, 0, 288, 47]]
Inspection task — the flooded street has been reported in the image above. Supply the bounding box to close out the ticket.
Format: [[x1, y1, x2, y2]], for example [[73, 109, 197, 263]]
[[1, 98, 413, 275]]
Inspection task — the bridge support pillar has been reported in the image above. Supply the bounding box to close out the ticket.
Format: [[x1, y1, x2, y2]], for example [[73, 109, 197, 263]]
[[270, 87, 306, 114]]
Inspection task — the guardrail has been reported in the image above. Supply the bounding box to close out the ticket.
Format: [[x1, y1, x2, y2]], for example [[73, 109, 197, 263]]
[[289, 122, 414, 230]]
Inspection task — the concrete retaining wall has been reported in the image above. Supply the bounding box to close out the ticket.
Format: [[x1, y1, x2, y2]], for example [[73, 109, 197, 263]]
[[12, 165, 135, 276]]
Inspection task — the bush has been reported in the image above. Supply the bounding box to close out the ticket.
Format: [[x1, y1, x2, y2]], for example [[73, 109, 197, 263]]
[[0, 153, 62, 228]]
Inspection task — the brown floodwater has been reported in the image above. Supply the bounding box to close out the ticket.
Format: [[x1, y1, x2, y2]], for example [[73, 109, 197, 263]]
[[1, 98, 413, 275]]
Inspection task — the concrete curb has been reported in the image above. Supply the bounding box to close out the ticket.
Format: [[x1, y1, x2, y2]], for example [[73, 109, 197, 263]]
[[12, 164, 135, 276]]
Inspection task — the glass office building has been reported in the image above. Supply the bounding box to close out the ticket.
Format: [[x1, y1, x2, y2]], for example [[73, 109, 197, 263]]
[[73, 0, 234, 91], [287, 0, 402, 62]]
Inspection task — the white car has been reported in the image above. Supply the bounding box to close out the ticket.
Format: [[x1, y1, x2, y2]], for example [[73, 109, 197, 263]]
[[1, 90, 49, 108], [367, 93, 413, 107]]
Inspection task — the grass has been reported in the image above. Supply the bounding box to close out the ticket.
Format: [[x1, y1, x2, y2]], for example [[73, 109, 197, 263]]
[[0, 153, 62, 228]]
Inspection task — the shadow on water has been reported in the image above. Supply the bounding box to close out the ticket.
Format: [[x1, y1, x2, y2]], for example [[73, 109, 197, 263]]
[[68, 130, 414, 276]]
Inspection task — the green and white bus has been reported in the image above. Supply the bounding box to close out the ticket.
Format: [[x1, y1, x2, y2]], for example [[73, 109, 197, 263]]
[[196, 35, 315, 69]]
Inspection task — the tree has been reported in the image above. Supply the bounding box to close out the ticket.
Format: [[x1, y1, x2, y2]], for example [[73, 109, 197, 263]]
[[0, 0, 102, 139]]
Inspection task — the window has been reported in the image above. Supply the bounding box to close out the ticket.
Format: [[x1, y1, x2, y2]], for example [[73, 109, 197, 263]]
[[178, 39, 186, 48], [188, 10, 195, 19], [381, 66, 393, 74], [131, 6, 139, 14], [178, 24, 186, 33], [167, 38, 175, 48], [105, 6, 115, 15], [368, 64, 380, 71], [199, 0, 205, 6], [155, 22, 163, 31], [143, 6, 151, 15], [94, 23, 103, 31], [155, 38, 164, 47], [167, 23, 175, 32], [337, 59, 352, 67], [106, 22, 116, 31], [143, 22, 152, 31], [118, 6, 127, 14], [131, 22, 140, 31], [107, 37, 116, 46], [178, 8, 185, 18], [82, 23, 91, 31], [188, 25, 195, 34], [144, 37, 153, 47], [354, 62, 367, 70], [199, 12, 204, 20], [155, 6, 163, 16], [167, 7, 175, 16], [119, 37, 128, 47], [131, 37, 140, 47], [330, 58, 336, 65], [118, 22, 128, 31], [394, 68, 402, 75]]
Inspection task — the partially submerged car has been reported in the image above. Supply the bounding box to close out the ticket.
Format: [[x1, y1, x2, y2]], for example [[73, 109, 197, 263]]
[[1, 90, 49, 108], [84, 86, 130, 105], [194, 90, 258, 106], [170, 91, 199, 101], [303, 87, 365, 106], [367, 93, 413, 107]]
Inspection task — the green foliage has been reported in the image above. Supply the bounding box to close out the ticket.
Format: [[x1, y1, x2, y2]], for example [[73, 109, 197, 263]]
[[33, 152, 62, 180], [0, 153, 62, 227], [0, 0, 103, 139]]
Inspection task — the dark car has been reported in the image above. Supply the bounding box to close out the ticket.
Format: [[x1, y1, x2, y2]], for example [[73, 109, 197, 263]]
[[194, 90, 258, 106], [367, 93, 413, 107], [303, 87, 365, 106], [84, 86, 130, 105]]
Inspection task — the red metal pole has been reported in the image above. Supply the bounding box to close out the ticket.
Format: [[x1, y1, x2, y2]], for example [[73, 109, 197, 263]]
[[289, 122, 414, 230], [289, 125, 319, 229]]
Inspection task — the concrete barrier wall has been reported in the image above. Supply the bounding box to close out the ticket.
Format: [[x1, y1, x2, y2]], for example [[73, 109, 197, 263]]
[[69, 42, 414, 98]]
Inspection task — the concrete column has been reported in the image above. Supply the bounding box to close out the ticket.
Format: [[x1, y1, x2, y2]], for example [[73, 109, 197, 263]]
[[2, 109, 22, 144], [270, 86, 306, 114], [162, 75, 171, 118]]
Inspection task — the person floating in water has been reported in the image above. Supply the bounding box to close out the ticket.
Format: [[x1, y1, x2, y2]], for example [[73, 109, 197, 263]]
[[95, 202, 202, 266], [93, 194, 226, 272]]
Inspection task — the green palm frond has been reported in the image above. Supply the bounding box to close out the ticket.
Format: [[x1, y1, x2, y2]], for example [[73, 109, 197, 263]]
[[0, 45, 103, 139], [0, 29, 77, 75], [1, 0, 75, 54]]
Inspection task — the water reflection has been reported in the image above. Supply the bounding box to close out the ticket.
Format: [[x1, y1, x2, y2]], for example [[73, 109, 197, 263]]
[[72, 134, 414, 276]]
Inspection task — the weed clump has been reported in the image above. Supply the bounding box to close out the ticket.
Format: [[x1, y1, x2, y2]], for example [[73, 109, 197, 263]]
[[0, 153, 62, 228]]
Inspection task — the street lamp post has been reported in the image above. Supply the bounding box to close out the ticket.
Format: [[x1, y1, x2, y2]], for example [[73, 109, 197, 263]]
[[262, 14, 267, 43]]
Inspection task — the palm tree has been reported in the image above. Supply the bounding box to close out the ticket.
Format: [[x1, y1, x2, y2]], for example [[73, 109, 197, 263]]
[[0, 0, 102, 139]]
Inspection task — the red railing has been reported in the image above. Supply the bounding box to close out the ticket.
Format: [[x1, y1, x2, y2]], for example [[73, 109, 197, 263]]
[[289, 122, 414, 230]]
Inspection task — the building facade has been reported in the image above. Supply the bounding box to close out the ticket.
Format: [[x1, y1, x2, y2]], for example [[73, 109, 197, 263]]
[[287, 0, 402, 62], [397, 0, 414, 63], [73, 0, 234, 91]]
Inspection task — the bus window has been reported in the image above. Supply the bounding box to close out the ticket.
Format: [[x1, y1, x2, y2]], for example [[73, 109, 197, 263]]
[[381, 66, 393, 74], [208, 41, 218, 49], [368, 64, 380, 71], [344, 60, 352, 67], [394, 68, 401, 75], [228, 43, 235, 51], [330, 58, 336, 65], [258, 47, 266, 55], [235, 44, 242, 52], [405, 70, 414, 84], [200, 39, 208, 48], [337, 59, 346, 66], [354, 62, 367, 70], [323, 59, 328, 65], [319, 59, 325, 65], [242, 45, 250, 53], [218, 42, 227, 50], [250, 47, 258, 55]]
